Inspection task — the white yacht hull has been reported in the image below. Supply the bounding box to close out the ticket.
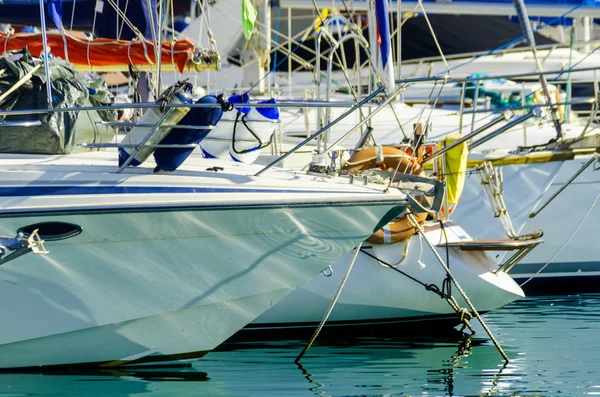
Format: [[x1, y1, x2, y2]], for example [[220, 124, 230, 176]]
[[454, 154, 600, 294], [269, 100, 600, 295], [0, 153, 407, 368], [246, 222, 524, 332], [402, 48, 600, 84]]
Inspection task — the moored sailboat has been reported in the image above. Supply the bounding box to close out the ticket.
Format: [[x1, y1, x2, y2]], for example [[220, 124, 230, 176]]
[[0, 148, 410, 368], [0, 7, 415, 369]]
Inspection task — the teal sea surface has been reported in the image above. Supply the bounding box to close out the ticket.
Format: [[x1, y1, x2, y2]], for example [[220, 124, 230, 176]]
[[1, 295, 599, 396]]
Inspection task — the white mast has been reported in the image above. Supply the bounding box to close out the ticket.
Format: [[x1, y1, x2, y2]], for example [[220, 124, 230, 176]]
[[38, 0, 53, 108]]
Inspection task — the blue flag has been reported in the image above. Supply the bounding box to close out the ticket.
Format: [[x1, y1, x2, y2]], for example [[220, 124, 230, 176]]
[[47, 0, 64, 30], [374, 0, 395, 94]]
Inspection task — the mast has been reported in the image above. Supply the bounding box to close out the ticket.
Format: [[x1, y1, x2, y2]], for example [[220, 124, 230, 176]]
[[512, 0, 562, 139], [367, 0, 378, 93], [38, 0, 53, 109], [260, 1, 272, 94]]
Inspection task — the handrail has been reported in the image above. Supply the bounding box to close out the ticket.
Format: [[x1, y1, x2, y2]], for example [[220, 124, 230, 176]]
[[97, 122, 214, 129], [80, 136, 265, 148], [422, 112, 510, 164], [0, 100, 378, 118], [395, 65, 600, 86], [2, 65, 597, 119], [81, 143, 201, 149], [0, 121, 43, 127], [254, 86, 385, 176], [461, 98, 596, 115], [96, 121, 280, 129]]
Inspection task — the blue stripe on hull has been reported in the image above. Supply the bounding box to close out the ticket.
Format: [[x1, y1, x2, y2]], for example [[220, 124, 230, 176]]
[[514, 275, 600, 296], [513, 261, 600, 275], [0, 186, 379, 197]]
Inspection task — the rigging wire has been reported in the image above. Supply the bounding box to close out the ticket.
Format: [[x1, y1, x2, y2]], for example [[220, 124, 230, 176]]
[[169, 0, 179, 79], [416, 0, 448, 71], [442, 4, 583, 75], [69, 0, 77, 32], [118, 0, 131, 39], [520, 189, 600, 287]]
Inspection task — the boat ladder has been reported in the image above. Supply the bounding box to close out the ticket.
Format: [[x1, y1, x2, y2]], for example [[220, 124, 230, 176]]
[[453, 161, 544, 273], [477, 161, 519, 239]]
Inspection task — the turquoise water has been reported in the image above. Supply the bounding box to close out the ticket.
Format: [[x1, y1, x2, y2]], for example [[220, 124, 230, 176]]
[[1, 295, 599, 396]]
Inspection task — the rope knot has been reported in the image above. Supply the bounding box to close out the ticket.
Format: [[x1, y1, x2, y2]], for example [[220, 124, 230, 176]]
[[457, 308, 473, 323], [157, 80, 192, 113], [217, 94, 234, 112]]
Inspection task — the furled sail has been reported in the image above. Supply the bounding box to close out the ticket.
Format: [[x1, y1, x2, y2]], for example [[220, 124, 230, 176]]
[[0, 0, 219, 71], [374, 0, 395, 94]]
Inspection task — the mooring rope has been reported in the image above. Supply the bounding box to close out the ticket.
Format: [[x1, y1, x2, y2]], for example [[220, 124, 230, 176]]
[[360, 245, 472, 333], [295, 242, 363, 363], [406, 213, 510, 363], [360, 248, 448, 297]]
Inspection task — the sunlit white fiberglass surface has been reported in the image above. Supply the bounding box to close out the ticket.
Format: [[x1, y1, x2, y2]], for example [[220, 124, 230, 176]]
[[0, 150, 408, 368], [402, 47, 600, 83], [247, 220, 524, 331], [271, 92, 600, 294], [455, 150, 600, 293]]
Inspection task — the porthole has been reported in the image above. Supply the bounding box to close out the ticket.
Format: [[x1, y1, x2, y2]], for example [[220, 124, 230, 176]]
[[17, 222, 82, 241]]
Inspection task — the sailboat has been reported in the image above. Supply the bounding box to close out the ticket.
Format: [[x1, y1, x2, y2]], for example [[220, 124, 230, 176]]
[[0, 0, 418, 369], [182, 0, 599, 298], [178, 0, 545, 335], [0, 147, 412, 369]]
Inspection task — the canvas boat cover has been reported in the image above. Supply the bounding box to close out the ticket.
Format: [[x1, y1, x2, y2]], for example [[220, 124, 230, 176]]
[[0, 32, 215, 73], [0, 49, 117, 154]]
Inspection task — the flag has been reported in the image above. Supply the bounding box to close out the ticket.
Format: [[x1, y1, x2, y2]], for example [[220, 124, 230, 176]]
[[47, 0, 64, 30], [242, 0, 257, 40], [374, 0, 395, 94]]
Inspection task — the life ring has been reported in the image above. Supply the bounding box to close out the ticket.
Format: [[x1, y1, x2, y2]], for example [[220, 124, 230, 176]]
[[343, 146, 430, 245]]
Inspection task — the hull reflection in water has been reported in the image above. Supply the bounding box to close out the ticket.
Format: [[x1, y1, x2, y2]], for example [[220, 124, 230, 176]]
[[1, 295, 598, 396]]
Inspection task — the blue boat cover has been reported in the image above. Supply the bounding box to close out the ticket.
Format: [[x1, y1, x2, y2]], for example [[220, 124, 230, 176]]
[[153, 95, 225, 172]]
